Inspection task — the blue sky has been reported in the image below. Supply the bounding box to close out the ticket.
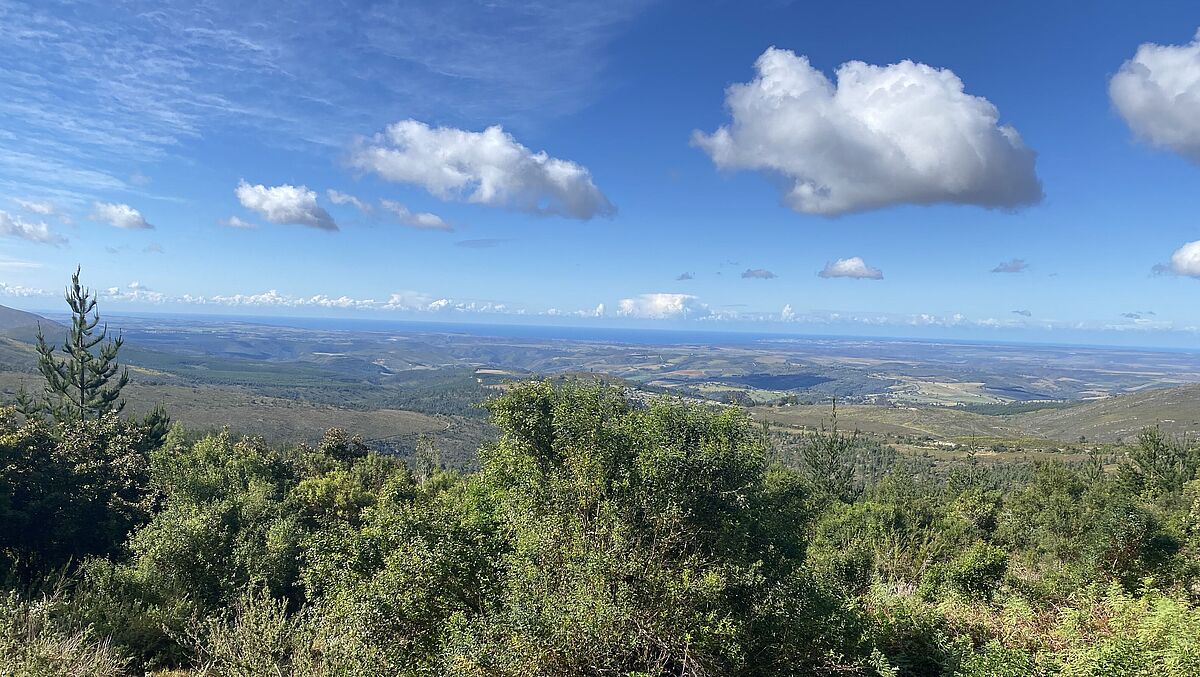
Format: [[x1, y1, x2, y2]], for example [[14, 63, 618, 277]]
[[3, 0, 1200, 346]]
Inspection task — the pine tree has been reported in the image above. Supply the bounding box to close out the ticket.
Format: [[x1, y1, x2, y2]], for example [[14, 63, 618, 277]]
[[33, 267, 129, 423], [140, 403, 172, 451], [801, 398, 861, 502]]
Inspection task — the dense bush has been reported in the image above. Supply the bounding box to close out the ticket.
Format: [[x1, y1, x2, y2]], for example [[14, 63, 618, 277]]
[[1, 380, 1199, 675]]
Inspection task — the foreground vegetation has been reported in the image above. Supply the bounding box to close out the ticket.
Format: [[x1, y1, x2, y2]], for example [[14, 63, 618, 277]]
[[2, 379, 1199, 675], [3, 273, 1200, 675]]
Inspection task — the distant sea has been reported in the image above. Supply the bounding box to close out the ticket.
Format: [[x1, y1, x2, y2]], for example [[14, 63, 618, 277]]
[[53, 310, 1200, 354], [95, 312, 793, 346]]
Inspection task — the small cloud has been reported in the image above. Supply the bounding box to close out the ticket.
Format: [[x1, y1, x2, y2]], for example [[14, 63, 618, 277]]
[[616, 293, 710, 319], [675, 272, 695, 281], [236, 180, 337, 231], [991, 258, 1028, 273], [0, 282, 48, 297], [781, 304, 796, 321], [818, 257, 883, 280], [129, 171, 152, 187], [0, 209, 67, 245], [326, 189, 373, 214], [92, 202, 153, 229], [15, 199, 51, 215], [455, 238, 508, 248], [14, 199, 72, 225], [144, 242, 164, 254], [220, 216, 259, 229], [1012, 309, 1032, 317], [1122, 310, 1156, 320], [1166, 240, 1200, 277], [741, 268, 777, 279], [380, 199, 452, 231]]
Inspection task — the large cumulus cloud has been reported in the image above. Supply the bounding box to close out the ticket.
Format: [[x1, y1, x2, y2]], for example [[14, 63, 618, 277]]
[[236, 181, 337, 231], [1110, 30, 1200, 162], [350, 120, 615, 220], [693, 47, 1043, 215]]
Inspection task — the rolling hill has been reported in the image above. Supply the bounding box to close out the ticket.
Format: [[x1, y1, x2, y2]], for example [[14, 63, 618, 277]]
[[1010, 384, 1200, 442], [753, 383, 1200, 443]]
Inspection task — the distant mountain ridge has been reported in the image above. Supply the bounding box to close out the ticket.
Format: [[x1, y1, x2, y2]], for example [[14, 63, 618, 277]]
[[0, 304, 67, 347], [0, 304, 51, 331]]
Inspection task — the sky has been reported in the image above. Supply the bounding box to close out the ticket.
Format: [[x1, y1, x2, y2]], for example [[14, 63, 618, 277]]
[[3, 0, 1200, 347]]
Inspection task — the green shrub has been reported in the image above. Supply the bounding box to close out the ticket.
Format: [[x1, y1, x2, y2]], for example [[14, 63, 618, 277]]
[[942, 542, 1008, 599], [0, 589, 129, 677]]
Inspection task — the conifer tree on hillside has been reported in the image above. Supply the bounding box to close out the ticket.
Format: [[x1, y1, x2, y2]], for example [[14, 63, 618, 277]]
[[28, 267, 129, 422]]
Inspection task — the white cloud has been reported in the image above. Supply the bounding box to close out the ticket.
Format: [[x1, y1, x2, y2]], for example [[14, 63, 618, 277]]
[[991, 258, 1028, 273], [693, 47, 1042, 215], [0, 282, 48, 297], [380, 199, 452, 231], [1110, 30, 1200, 162], [616, 293, 710, 319], [101, 282, 167, 304], [167, 287, 519, 316], [780, 304, 796, 321], [0, 210, 67, 245], [326, 189, 373, 214], [0, 2, 651, 204], [741, 268, 777, 279], [15, 199, 53, 215], [235, 181, 337, 231], [219, 216, 259, 229], [92, 202, 153, 229], [16, 198, 71, 225], [1169, 240, 1200, 277], [818, 257, 883, 279], [350, 120, 615, 219]]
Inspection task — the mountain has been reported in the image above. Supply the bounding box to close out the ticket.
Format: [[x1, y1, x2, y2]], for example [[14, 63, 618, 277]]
[[0, 304, 52, 334]]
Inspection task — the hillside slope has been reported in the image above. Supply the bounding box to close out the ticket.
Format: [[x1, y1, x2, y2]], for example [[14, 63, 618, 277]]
[[754, 384, 1200, 443], [1010, 384, 1200, 442], [0, 304, 49, 331], [0, 302, 61, 335]]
